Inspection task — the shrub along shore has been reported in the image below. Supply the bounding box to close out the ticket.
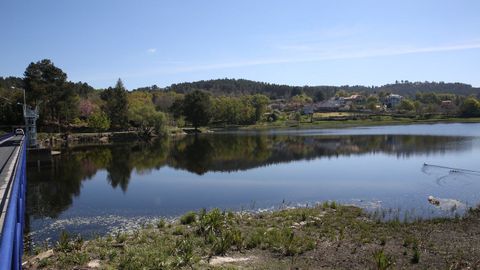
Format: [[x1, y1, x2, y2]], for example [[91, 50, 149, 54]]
[[23, 203, 480, 269]]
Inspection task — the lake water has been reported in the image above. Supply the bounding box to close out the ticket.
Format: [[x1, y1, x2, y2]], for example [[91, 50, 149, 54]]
[[26, 123, 480, 245]]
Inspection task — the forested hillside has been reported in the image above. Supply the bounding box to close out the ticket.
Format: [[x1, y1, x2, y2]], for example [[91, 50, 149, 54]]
[[163, 79, 336, 99], [376, 81, 480, 96], [3, 76, 479, 100], [147, 79, 480, 99]]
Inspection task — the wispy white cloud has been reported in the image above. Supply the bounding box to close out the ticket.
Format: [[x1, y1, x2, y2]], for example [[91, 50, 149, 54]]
[[86, 41, 480, 83], [274, 25, 365, 46], [160, 41, 480, 74], [147, 48, 157, 53]]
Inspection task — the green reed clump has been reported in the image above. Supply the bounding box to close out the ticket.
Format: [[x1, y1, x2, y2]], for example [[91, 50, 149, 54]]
[[372, 249, 394, 270], [180, 211, 197, 225], [115, 231, 127, 243], [246, 228, 267, 249], [264, 227, 315, 256], [56, 232, 84, 253], [330, 201, 338, 209], [173, 226, 185, 235], [194, 208, 244, 255], [210, 228, 242, 255], [156, 218, 166, 229], [196, 208, 227, 239], [172, 236, 199, 268], [411, 247, 420, 264], [56, 231, 72, 252]]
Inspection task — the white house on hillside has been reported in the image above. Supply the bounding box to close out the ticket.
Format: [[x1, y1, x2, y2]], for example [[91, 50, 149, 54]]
[[385, 94, 403, 108]]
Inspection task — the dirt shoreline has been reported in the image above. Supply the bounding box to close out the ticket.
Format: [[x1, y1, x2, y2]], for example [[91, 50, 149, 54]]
[[23, 203, 480, 269]]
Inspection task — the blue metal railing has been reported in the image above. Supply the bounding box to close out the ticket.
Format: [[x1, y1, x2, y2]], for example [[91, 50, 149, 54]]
[[0, 136, 27, 269]]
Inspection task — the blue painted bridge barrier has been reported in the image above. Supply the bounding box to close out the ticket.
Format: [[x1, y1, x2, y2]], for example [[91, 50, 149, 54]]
[[0, 136, 27, 270]]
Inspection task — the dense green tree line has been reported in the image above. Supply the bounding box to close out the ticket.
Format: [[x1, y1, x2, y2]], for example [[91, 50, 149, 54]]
[[167, 90, 270, 128], [2, 59, 480, 133], [460, 97, 480, 117], [0, 60, 169, 135], [212, 94, 269, 125], [1, 60, 273, 132]]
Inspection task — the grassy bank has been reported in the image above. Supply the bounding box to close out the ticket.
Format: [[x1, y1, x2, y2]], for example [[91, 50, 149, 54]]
[[24, 203, 480, 269]]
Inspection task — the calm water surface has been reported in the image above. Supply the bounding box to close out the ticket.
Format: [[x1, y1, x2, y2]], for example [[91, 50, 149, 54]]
[[26, 123, 480, 244]]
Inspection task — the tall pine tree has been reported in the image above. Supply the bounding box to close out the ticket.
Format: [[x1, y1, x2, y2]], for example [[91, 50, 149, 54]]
[[101, 79, 129, 129]]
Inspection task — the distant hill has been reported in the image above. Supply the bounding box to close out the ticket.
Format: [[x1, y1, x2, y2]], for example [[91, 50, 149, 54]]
[[164, 79, 338, 99], [2, 76, 479, 99], [373, 81, 480, 97], [159, 79, 480, 99]]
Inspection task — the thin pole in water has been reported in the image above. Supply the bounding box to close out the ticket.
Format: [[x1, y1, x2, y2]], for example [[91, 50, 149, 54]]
[[423, 163, 480, 174]]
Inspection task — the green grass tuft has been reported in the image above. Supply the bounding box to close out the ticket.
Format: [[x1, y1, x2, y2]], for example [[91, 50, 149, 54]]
[[180, 211, 197, 225]]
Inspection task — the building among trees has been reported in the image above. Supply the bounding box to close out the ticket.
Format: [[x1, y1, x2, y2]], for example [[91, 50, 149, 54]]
[[385, 94, 403, 108]]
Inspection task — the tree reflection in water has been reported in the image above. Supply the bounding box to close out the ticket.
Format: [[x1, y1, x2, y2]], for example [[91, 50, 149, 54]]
[[26, 134, 471, 220]]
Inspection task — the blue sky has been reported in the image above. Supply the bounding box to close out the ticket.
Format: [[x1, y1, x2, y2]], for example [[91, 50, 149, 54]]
[[1, 0, 479, 89]]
